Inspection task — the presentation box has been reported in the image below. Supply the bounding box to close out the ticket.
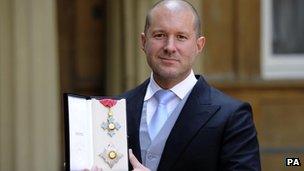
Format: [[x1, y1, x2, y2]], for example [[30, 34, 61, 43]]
[[63, 94, 128, 171]]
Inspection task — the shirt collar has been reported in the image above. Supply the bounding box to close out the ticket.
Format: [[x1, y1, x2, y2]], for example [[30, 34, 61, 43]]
[[144, 70, 197, 101]]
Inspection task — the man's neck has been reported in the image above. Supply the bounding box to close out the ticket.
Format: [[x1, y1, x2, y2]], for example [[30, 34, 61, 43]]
[[152, 71, 192, 89]]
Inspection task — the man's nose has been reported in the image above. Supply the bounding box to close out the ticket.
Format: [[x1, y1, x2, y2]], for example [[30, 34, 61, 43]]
[[164, 37, 176, 54]]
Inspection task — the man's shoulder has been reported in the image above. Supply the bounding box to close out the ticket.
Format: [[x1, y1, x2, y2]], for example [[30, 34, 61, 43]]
[[195, 75, 249, 112], [210, 86, 244, 107], [207, 85, 252, 118], [195, 75, 245, 106]]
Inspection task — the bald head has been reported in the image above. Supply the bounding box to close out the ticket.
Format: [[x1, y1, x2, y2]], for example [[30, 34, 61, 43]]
[[144, 0, 201, 37]]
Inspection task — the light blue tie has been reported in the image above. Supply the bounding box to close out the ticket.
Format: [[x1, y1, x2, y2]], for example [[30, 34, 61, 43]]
[[149, 89, 175, 140]]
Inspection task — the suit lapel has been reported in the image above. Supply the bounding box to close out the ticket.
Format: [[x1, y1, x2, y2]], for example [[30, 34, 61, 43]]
[[157, 76, 220, 171], [126, 79, 149, 162]]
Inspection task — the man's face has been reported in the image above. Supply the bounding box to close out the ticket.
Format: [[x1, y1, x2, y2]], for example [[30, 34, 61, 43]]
[[141, 6, 205, 84]]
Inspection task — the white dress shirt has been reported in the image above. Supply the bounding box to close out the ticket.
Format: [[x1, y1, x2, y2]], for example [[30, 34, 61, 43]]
[[143, 70, 197, 126]]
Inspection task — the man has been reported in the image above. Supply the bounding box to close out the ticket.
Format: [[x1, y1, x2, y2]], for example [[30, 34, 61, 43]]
[[122, 0, 261, 170]]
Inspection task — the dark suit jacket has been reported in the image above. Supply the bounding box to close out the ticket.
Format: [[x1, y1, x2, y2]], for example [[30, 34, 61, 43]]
[[121, 75, 261, 171]]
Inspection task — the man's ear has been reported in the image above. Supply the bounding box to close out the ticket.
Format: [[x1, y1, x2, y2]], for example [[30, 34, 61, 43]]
[[196, 36, 206, 53], [140, 32, 147, 51]]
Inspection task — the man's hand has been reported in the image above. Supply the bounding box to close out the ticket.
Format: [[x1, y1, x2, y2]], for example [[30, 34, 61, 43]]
[[129, 149, 150, 171]]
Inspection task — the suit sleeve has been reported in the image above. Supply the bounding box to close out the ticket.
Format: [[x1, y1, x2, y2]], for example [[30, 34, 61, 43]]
[[219, 103, 261, 171]]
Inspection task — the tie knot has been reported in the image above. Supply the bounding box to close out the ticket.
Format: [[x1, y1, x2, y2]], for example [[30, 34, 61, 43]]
[[154, 90, 175, 104]]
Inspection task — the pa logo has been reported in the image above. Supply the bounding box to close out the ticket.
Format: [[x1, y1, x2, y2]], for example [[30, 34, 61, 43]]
[[285, 157, 301, 166]]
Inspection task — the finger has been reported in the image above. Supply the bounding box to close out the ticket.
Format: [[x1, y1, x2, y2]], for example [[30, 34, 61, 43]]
[[92, 166, 103, 171], [129, 149, 143, 169]]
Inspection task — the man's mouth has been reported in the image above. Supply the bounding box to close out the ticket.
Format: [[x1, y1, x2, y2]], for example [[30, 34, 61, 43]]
[[159, 56, 178, 61], [159, 57, 179, 65]]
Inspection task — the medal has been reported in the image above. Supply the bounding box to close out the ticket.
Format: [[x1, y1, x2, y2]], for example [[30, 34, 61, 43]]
[[99, 144, 123, 168], [99, 99, 121, 137], [101, 116, 121, 137]]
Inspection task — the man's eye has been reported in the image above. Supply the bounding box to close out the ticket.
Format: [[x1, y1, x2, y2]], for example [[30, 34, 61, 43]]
[[154, 34, 165, 39], [177, 35, 187, 40]]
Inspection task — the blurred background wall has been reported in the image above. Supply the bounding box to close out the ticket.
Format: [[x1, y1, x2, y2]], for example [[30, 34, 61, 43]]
[[1, 0, 304, 170], [0, 0, 60, 170]]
